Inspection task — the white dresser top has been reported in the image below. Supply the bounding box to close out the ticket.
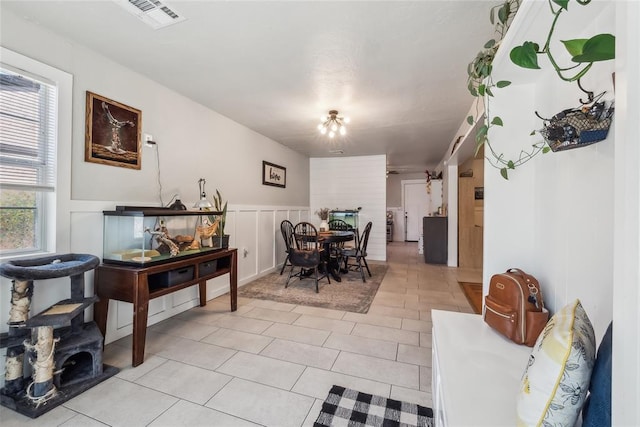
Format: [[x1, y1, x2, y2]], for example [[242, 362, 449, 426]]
[[432, 310, 532, 427]]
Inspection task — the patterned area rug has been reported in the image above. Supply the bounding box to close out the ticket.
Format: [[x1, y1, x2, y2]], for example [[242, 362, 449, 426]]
[[238, 263, 388, 313], [459, 281, 483, 314], [314, 385, 434, 427]]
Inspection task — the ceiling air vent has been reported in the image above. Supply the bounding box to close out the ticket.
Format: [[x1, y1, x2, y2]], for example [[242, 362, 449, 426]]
[[329, 149, 344, 155], [115, 0, 186, 29]]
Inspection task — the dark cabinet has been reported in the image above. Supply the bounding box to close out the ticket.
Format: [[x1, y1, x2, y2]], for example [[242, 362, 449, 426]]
[[423, 216, 448, 264]]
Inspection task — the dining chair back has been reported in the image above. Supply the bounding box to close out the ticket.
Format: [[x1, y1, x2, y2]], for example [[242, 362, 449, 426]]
[[343, 221, 373, 282], [328, 219, 351, 231], [287, 221, 330, 292], [279, 220, 295, 275]]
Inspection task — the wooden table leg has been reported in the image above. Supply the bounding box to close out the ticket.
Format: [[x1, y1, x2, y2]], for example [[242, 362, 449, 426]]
[[93, 296, 109, 341], [131, 301, 149, 367], [230, 251, 237, 312], [132, 277, 150, 367], [199, 280, 207, 307]]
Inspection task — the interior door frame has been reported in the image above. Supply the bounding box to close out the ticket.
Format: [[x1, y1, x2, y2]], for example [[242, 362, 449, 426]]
[[401, 179, 427, 241]]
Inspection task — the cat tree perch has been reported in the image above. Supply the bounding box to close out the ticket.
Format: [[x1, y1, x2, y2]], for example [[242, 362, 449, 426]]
[[0, 253, 117, 418]]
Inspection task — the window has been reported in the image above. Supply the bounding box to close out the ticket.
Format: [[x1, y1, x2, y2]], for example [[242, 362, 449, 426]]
[[0, 65, 57, 255]]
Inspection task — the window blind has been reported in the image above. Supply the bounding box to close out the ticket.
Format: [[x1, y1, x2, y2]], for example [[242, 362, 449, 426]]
[[0, 66, 57, 192]]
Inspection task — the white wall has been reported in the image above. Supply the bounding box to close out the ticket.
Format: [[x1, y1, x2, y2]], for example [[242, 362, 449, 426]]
[[0, 11, 310, 353], [386, 172, 424, 207], [485, 0, 615, 341], [438, 1, 637, 423], [613, 1, 640, 424], [0, 9, 310, 207], [310, 155, 387, 261]]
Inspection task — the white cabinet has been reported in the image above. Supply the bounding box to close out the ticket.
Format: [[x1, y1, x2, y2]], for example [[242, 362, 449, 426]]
[[431, 310, 531, 427]]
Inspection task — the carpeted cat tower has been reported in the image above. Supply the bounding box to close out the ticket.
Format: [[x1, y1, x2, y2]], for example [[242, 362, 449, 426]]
[[0, 253, 118, 418]]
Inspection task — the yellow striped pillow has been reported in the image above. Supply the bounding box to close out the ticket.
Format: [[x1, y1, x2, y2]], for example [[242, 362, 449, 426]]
[[516, 299, 596, 427]]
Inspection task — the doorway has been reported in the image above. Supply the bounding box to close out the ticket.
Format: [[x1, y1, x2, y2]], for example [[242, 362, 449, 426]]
[[402, 179, 427, 241], [457, 154, 484, 268]]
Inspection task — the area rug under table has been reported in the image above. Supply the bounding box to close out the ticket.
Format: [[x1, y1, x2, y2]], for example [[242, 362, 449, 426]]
[[315, 385, 434, 427], [238, 264, 388, 313]]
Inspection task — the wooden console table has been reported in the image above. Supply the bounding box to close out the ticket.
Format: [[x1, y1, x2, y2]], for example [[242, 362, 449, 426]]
[[94, 248, 237, 366]]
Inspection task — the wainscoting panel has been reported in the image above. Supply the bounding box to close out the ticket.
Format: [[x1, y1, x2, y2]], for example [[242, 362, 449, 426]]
[[236, 210, 259, 281], [274, 210, 289, 267], [258, 210, 275, 274], [65, 203, 309, 344]]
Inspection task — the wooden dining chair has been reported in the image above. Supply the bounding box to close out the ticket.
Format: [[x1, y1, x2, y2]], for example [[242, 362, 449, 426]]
[[279, 220, 295, 275], [342, 221, 373, 282], [286, 222, 330, 292]]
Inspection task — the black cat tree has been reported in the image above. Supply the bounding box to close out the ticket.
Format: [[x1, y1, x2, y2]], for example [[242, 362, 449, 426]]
[[0, 253, 118, 418]]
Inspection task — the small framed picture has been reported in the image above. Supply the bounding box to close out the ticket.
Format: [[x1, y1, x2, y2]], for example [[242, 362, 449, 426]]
[[262, 161, 286, 188], [85, 91, 142, 169], [474, 186, 484, 200]]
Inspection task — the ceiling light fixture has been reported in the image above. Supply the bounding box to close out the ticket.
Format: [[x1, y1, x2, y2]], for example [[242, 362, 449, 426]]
[[317, 110, 350, 138]]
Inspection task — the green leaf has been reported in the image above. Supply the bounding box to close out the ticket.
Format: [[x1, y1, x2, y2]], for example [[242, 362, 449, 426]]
[[510, 41, 541, 69], [530, 130, 536, 135], [498, 5, 508, 24], [542, 146, 551, 154], [572, 34, 615, 63], [500, 168, 509, 180], [507, 160, 515, 169], [470, 87, 478, 97], [467, 115, 474, 125], [561, 38, 588, 57], [474, 140, 483, 156], [552, 0, 569, 10], [496, 80, 511, 88], [484, 39, 496, 49], [478, 84, 486, 96], [486, 86, 494, 97], [476, 125, 488, 142], [491, 117, 504, 126]]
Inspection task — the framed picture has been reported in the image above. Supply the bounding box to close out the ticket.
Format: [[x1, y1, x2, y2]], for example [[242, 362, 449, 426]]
[[85, 91, 142, 169], [262, 161, 286, 188]]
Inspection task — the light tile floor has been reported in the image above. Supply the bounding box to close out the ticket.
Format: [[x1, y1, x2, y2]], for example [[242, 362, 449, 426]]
[[0, 242, 481, 427]]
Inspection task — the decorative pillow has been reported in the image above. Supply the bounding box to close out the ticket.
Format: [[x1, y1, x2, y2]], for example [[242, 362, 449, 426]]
[[516, 299, 596, 427]]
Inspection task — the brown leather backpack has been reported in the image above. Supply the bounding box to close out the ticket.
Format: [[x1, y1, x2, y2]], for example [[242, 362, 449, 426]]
[[483, 268, 549, 347]]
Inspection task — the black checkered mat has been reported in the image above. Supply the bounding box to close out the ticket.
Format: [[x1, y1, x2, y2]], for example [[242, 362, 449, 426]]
[[314, 385, 434, 427]]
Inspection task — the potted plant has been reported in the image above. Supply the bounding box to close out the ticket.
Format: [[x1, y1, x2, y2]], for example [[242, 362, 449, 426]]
[[315, 208, 330, 231], [209, 189, 229, 248]]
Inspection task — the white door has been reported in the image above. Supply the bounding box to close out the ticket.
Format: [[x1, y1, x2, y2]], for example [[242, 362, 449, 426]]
[[403, 180, 429, 241]]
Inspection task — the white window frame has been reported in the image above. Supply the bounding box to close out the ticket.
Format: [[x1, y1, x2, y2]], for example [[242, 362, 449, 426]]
[[0, 47, 73, 260]]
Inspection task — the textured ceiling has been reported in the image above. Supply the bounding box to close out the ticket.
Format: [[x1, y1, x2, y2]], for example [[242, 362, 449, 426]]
[[1, 1, 499, 172]]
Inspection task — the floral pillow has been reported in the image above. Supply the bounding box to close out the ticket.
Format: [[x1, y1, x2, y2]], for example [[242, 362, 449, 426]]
[[516, 299, 596, 427]]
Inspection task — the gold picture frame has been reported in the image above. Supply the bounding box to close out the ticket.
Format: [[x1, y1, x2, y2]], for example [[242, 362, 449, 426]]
[[85, 91, 142, 169]]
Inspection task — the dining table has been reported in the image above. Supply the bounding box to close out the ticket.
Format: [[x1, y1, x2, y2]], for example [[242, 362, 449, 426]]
[[318, 230, 355, 282]]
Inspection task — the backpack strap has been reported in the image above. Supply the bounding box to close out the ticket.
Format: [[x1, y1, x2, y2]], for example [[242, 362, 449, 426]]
[[507, 268, 544, 310]]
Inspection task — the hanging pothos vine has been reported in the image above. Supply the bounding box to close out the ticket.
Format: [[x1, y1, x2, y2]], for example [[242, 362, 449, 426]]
[[466, 0, 530, 180], [467, 0, 615, 180]]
